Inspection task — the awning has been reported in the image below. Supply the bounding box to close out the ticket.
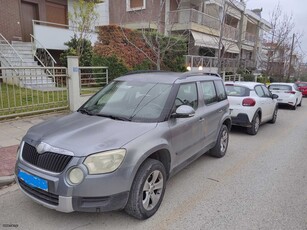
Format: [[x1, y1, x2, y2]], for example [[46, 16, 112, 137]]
[[191, 31, 219, 49], [191, 31, 240, 54], [222, 40, 240, 54], [241, 44, 254, 51]]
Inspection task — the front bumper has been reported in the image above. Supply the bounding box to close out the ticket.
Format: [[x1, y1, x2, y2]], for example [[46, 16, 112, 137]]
[[17, 177, 129, 212], [15, 141, 132, 213]]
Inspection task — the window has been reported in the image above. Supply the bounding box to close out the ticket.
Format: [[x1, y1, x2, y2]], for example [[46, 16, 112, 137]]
[[201, 81, 218, 105], [126, 0, 146, 11], [261, 86, 271, 97], [175, 83, 198, 110], [225, 85, 250, 97], [255, 85, 265, 97], [214, 80, 227, 101]]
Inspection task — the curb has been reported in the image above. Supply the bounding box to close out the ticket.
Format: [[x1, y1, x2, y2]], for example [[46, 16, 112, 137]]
[[0, 175, 15, 187]]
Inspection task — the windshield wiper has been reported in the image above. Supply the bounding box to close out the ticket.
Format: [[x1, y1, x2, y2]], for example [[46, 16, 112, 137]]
[[78, 108, 94, 116], [96, 114, 131, 121]]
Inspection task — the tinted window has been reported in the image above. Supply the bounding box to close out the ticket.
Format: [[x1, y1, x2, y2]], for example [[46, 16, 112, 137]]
[[297, 83, 307, 87], [175, 83, 198, 110], [201, 81, 218, 105], [215, 80, 227, 101], [225, 85, 250, 97]]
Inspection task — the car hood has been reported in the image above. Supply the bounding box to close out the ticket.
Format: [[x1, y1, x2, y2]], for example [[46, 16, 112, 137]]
[[25, 112, 157, 157]]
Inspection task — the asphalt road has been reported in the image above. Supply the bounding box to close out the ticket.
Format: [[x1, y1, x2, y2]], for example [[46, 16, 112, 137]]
[[1, 99, 307, 230]]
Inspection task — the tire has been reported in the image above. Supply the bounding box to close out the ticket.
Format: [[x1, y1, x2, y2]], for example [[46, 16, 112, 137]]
[[125, 159, 166, 220], [298, 99, 302, 107], [247, 113, 260, 135], [209, 124, 229, 158], [269, 107, 278, 124], [291, 101, 297, 110]]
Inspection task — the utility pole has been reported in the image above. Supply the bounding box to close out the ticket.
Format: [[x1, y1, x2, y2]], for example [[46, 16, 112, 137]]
[[287, 33, 295, 81]]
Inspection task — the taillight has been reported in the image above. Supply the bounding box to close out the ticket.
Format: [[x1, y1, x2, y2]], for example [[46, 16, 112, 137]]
[[286, 91, 296, 94], [242, 98, 256, 106]]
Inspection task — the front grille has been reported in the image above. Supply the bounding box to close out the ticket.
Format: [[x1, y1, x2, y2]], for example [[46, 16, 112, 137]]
[[22, 142, 72, 173], [19, 179, 59, 205]]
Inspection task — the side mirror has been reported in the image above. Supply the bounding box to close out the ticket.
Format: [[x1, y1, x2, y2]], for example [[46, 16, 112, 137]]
[[272, 94, 279, 99], [173, 105, 195, 118]]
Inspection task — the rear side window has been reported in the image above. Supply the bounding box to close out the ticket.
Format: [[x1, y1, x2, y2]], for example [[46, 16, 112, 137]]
[[268, 85, 291, 91], [225, 85, 250, 97], [200, 81, 218, 105], [215, 80, 227, 101]]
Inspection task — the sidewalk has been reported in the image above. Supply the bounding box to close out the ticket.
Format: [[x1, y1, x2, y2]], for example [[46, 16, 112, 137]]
[[0, 111, 70, 187]]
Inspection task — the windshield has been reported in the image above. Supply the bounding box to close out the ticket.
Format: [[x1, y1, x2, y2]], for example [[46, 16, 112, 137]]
[[80, 81, 172, 122]]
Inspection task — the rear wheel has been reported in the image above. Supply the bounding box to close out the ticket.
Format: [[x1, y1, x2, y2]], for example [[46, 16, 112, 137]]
[[209, 124, 229, 158], [269, 107, 278, 124], [291, 101, 297, 110], [125, 159, 166, 220], [298, 98, 302, 107], [247, 113, 260, 135]]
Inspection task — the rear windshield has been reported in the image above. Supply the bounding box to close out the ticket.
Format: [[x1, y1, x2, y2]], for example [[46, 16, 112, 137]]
[[225, 85, 250, 97], [296, 83, 307, 87], [268, 85, 291, 91]]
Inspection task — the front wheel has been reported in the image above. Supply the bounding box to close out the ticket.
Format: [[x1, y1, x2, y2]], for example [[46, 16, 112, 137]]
[[209, 124, 229, 158], [247, 113, 260, 135], [125, 159, 166, 219]]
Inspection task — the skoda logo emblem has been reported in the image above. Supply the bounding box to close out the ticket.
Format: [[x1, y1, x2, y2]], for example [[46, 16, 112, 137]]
[[36, 143, 45, 154]]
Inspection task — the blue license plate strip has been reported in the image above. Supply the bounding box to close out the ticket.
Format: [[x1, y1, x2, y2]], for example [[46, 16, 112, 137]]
[[18, 170, 48, 191]]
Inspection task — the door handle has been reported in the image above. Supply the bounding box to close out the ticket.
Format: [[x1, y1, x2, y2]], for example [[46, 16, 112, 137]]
[[199, 118, 205, 122]]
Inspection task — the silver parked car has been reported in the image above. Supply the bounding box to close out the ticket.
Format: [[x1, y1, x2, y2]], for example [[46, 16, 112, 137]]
[[15, 71, 231, 219]]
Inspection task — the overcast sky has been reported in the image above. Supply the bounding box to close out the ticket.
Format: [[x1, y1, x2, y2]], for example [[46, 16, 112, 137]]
[[246, 0, 306, 61]]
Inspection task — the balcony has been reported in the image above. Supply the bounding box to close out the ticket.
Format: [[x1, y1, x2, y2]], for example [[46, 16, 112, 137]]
[[245, 31, 257, 43], [169, 9, 220, 32], [223, 24, 239, 41], [32, 20, 98, 50]]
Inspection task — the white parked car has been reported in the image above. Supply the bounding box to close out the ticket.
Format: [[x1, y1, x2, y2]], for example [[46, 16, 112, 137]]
[[225, 81, 279, 135], [268, 83, 303, 110]]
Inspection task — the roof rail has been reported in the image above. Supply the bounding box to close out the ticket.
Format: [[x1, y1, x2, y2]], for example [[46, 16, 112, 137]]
[[123, 70, 171, 76], [179, 71, 221, 79]]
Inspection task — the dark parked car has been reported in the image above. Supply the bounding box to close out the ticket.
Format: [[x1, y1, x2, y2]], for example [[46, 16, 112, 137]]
[[15, 71, 231, 219]]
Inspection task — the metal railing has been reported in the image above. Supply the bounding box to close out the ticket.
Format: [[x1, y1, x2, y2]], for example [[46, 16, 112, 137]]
[[30, 34, 57, 69], [185, 55, 257, 72], [0, 33, 24, 66], [0, 66, 68, 119], [79, 67, 108, 95]]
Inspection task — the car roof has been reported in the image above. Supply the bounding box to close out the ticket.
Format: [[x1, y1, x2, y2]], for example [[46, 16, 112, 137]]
[[115, 71, 221, 84], [224, 81, 263, 89]]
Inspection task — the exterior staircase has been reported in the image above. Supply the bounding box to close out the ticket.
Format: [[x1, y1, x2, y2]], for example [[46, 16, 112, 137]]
[[0, 37, 56, 90]]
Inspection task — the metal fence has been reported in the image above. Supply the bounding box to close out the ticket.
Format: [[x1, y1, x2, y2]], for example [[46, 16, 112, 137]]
[[79, 66, 108, 95], [0, 66, 68, 119]]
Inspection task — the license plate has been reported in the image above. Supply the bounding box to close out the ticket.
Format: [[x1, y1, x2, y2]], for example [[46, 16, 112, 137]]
[[18, 170, 48, 191]]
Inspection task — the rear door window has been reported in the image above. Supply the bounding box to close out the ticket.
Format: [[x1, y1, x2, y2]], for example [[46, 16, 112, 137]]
[[200, 81, 218, 105]]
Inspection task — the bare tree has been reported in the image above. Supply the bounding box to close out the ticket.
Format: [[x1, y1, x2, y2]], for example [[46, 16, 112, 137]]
[[261, 4, 301, 80]]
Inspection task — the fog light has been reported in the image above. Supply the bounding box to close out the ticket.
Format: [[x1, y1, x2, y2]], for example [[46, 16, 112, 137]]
[[68, 167, 84, 185]]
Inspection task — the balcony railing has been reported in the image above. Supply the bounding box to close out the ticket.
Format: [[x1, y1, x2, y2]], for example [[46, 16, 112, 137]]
[[245, 31, 257, 43], [185, 55, 256, 71], [223, 24, 239, 41], [169, 9, 220, 31]]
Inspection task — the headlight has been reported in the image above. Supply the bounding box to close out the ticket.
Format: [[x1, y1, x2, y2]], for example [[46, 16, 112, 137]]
[[68, 167, 84, 185], [84, 149, 126, 174], [17, 141, 24, 159]]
